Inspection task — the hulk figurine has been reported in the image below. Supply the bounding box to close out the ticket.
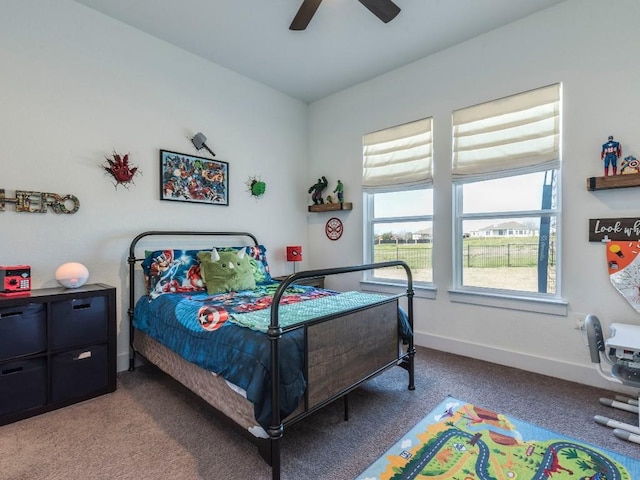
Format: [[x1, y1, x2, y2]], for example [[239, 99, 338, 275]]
[[333, 179, 344, 204], [309, 176, 328, 204]]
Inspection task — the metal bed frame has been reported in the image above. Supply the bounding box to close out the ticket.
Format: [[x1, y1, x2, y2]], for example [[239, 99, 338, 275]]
[[127, 231, 415, 480]]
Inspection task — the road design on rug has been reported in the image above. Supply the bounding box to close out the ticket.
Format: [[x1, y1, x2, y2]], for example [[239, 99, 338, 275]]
[[356, 397, 636, 480]]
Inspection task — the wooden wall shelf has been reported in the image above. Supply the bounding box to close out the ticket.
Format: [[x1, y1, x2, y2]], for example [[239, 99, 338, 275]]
[[587, 174, 640, 191], [308, 202, 353, 212]]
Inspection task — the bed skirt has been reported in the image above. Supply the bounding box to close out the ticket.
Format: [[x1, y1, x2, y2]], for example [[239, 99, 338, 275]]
[[133, 329, 272, 438]]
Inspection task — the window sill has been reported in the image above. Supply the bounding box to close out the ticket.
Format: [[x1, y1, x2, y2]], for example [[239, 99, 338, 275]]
[[448, 288, 567, 316], [360, 280, 436, 300]]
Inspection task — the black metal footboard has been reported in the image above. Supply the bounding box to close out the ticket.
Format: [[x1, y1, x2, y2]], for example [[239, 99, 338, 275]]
[[266, 262, 414, 480]]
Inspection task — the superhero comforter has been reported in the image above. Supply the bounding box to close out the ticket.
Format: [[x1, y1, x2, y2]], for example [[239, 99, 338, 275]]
[[133, 282, 406, 428]]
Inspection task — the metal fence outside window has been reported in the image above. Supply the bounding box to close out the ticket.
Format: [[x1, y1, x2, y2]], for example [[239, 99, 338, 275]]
[[464, 243, 556, 267], [373, 243, 555, 269], [373, 246, 432, 269]]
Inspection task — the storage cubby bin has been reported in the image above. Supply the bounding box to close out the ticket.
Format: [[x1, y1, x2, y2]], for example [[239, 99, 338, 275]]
[[51, 344, 108, 403], [0, 303, 46, 360], [0, 358, 46, 416], [50, 295, 108, 349]]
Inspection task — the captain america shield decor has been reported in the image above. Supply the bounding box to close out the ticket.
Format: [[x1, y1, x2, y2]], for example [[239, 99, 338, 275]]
[[197, 305, 229, 331]]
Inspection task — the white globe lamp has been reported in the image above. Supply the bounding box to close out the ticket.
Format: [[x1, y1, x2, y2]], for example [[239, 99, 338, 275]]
[[55, 262, 89, 288]]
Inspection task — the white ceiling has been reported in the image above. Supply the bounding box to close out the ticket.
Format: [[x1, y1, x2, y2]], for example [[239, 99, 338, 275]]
[[71, 0, 566, 103]]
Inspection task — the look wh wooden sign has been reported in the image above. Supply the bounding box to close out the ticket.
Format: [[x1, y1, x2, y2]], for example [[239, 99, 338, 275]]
[[589, 217, 640, 242]]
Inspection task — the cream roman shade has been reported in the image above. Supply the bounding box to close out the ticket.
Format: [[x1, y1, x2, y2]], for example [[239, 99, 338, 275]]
[[362, 117, 432, 191], [452, 83, 560, 180]]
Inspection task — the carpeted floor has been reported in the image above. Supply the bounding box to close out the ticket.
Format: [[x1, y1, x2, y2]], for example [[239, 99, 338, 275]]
[[0, 346, 638, 479]]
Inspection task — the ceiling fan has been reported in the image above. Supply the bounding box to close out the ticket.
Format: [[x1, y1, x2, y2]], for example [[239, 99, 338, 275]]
[[290, 0, 401, 31]]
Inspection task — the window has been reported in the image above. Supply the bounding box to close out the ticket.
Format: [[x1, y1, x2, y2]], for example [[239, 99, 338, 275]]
[[363, 118, 433, 285], [452, 84, 561, 297]]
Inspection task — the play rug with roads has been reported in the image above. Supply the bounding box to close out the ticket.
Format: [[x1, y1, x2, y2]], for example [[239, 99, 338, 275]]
[[355, 396, 638, 480]]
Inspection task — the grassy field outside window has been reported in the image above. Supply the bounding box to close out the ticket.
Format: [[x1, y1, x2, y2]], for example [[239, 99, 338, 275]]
[[373, 236, 556, 292]]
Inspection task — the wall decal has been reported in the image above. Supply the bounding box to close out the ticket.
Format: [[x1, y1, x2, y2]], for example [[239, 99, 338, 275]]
[[325, 217, 343, 240], [607, 240, 640, 313], [190, 132, 216, 157], [0, 189, 79, 214], [102, 151, 140, 188], [246, 176, 266, 198]]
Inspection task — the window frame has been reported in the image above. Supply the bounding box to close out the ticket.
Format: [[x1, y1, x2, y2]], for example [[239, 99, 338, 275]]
[[451, 167, 564, 312], [363, 186, 434, 287], [362, 116, 434, 293], [449, 84, 565, 313]]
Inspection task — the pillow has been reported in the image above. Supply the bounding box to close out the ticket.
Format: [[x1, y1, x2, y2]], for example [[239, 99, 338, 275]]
[[142, 249, 206, 298], [198, 248, 257, 294], [216, 244, 272, 284]]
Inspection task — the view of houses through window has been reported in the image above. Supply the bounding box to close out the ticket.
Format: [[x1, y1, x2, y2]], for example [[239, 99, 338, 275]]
[[367, 171, 557, 293], [454, 169, 558, 294]]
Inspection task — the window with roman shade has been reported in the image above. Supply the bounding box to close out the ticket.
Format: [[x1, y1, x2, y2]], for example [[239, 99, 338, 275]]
[[362, 117, 432, 191], [451, 83, 562, 300], [362, 117, 434, 287]]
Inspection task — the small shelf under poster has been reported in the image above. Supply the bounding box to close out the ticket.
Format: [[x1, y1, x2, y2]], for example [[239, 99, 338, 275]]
[[587, 174, 640, 191], [308, 202, 353, 212]]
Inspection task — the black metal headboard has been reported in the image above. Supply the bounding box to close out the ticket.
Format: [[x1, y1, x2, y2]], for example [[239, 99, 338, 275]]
[[127, 230, 260, 370]]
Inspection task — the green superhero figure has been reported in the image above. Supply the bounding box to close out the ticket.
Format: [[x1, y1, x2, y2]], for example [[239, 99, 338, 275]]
[[333, 180, 344, 204], [309, 176, 328, 204]]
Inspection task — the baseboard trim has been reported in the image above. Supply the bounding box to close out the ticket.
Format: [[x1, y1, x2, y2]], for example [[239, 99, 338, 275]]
[[415, 331, 637, 396], [117, 352, 130, 372]]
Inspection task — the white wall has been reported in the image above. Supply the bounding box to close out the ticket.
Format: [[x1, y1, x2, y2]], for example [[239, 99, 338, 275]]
[[308, 0, 640, 391], [1, 1, 310, 371]]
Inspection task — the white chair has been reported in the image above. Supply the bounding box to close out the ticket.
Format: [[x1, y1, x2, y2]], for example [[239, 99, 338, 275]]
[[585, 314, 640, 444]]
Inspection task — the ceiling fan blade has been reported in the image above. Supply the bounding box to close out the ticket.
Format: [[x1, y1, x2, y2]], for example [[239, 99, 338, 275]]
[[290, 0, 323, 31], [357, 0, 401, 23]]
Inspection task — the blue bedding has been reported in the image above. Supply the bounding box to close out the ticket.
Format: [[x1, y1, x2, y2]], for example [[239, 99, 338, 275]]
[[133, 281, 410, 428]]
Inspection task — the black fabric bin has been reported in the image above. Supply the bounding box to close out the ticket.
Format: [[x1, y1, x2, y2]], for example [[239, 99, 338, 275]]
[[51, 344, 108, 403], [0, 358, 46, 416], [0, 303, 46, 360], [50, 296, 108, 350]]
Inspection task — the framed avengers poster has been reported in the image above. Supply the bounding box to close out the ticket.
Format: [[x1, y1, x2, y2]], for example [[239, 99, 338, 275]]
[[159, 150, 229, 206]]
